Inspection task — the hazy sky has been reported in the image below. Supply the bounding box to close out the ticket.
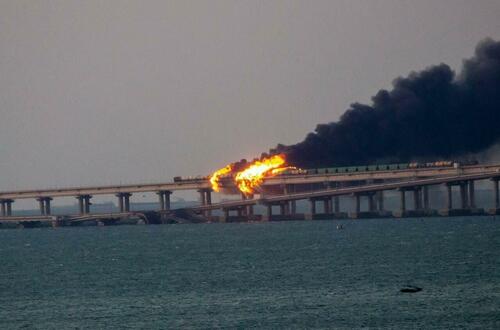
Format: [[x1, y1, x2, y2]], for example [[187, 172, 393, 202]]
[[1, 0, 500, 199]]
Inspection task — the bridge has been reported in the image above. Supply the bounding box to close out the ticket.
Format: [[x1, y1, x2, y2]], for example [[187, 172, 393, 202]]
[[189, 171, 500, 220], [1, 163, 500, 227]]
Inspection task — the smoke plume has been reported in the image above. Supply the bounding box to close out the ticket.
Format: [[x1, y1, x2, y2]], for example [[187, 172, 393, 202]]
[[272, 38, 500, 168]]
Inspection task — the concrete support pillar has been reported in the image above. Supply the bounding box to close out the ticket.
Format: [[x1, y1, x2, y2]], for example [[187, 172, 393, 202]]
[[423, 186, 429, 210], [493, 179, 499, 209], [223, 208, 229, 220], [44, 198, 52, 215], [116, 194, 125, 212], [468, 181, 476, 209], [334, 196, 340, 213], [323, 198, 332, 214], [0, 201, 5, 217], [355, 194, 361, 213], [198, 189, 211, 216], [247, 204, 254, 216], [400, 190, 406, 212], [198, 189, 206, 205], [245, 194, 254, 216], [290, 200, 297, 214], [446, 184, 453, 210], [413, 188, 421, 210], [205, 190, 212, 205], [84, 195, 91, 214], [76, 196, 85, 214], [38, 197, 53, 215], [123, 193, 131, 212], [157, 191, 165, 211], [368, 194, 375, 212], [267, 204, 273, 218], [279, 202, 286, 215], [205, 189, 212, 217], [310, 199, 316, 215], [164, 191, 171, 211], [6, 200, 12, 216], [38, 198, 46, 215], [377, 191, 384, 211], [237, 208, 243, 217], [460, 183, 468, 209]]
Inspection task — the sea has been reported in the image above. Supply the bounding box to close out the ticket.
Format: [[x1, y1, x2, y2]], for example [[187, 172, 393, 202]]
[[1, 217, 499, 329]]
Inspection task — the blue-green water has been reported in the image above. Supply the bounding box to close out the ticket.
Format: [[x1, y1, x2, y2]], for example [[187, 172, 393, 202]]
[[1, 217, 500, 329]]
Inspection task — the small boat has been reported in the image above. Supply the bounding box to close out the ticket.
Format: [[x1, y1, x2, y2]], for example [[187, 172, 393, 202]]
[[400, 285, 422, 293], [336, 224, 344, 230]]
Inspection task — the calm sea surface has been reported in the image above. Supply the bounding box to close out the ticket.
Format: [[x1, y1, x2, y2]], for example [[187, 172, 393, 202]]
[[1, 217, 500, 329]]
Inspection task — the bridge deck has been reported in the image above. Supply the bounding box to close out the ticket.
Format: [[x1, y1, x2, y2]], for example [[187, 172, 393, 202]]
[[191, 171, 500, 211], [0, 163, 499, 200]]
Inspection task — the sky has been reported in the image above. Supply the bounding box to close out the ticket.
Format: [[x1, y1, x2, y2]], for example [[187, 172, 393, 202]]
[[1, 0, 500, 206]]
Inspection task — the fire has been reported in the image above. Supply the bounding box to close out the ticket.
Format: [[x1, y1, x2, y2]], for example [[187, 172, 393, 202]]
[[235, 154, 287, 194], [209, 164, 233, 192], [209, 154, 295, 195]]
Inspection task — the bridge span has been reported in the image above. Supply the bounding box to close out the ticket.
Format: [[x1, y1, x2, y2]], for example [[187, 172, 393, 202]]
[[0, 163, 500, 222], [190, 171, 500, 221]]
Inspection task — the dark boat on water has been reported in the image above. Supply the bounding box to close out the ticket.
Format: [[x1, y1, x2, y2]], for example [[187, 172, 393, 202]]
[[400, 285, 422, 293]]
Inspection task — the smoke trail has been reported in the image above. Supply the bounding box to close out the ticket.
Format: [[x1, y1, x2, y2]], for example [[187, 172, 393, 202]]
[[272, 38, 500, 168]]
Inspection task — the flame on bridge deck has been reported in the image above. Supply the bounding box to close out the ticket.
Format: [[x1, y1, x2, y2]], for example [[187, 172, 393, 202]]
[[209, 154, 296, 195]]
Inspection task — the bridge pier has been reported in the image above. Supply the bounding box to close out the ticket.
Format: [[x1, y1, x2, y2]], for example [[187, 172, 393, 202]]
[[488, 178, 500, 214], [240, 193, 254, 217], [355, 194, 361, 213], [260, 204, 273, 221], [439, 181, 481, 216], [157, 190, 172, 211], [282, 185, 293, 216], [323, 197, 332, 214], [125, 193, 131, 212], [376, 191, 384, 211], [116, 193, 132, 212], [76, 195, 92, 214], [468, 180, 476, 209], [392, 189, 407, 218], [84, 195, 91, 214], [37, 197, 52, 215], [423, 186, 429, 209], [350, 193, 380, 219], [493, 178, 499, 209], [413, 188, 422, 210], [289, 200, 296, 215], [334, 196, 340, 213], [198, 189, 212, 217], [5, 199, 13, 216], [279, 202, 286, 216], [0, 199, 14, 216], [368, 193, 375, 212], [309, 198, 317, 216], [198, 189, 206, 205], [400, 189, 406, 212], [460, 182, 468, 209], [446, 184, 453, 210], [76, 196, 84, 214]]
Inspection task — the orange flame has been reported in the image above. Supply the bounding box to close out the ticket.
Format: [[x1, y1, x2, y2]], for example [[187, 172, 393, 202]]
[[235, 154, 288, 195], [209, 164, 233, 192], [209, 154, 295, 195]]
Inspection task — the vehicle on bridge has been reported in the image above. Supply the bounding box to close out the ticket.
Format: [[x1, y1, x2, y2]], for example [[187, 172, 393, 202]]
[[172, 160, 479, 183], [173, 175, 209, 183], [276, 160, 478, 175]]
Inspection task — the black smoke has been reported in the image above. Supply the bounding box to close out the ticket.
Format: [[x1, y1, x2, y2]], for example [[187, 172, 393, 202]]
[[271, 38, 500, 168]]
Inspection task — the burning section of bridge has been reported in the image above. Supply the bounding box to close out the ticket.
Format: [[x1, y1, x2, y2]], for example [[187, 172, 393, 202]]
[[209, 164, 233, 192], [209, 154, 296, 195]]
